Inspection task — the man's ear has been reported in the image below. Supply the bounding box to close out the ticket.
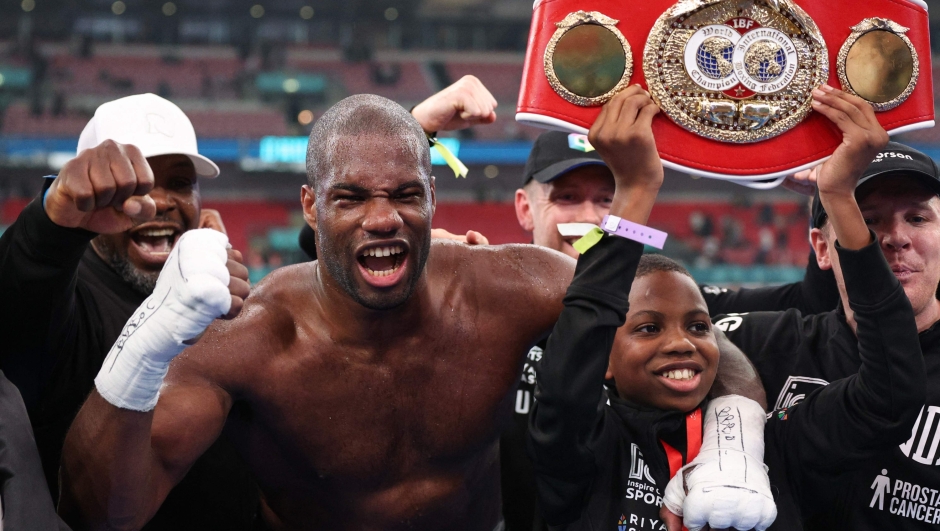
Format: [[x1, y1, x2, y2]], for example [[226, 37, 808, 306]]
[[515, 188, 535, 232], [429, 175, 437, 216], [810, 227, 831, 270], [301, 185, 317, 232]]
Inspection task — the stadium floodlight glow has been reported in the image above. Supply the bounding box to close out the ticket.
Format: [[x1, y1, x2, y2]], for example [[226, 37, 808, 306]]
[[259, 136, 461, 167], [297, 110, 314, 125], [282, 78, 300, 93], [20, 0, 35, 13], [162, 2, 176, 16], [250, 4, 264, 18], [111, 0, 125, 15], [384, 7, 399, 21], [300, 6, 314, 19]]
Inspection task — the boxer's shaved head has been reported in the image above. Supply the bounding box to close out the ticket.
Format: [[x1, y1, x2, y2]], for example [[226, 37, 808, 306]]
[[306, 94, 431, 191], [304, 94, 436, 311]]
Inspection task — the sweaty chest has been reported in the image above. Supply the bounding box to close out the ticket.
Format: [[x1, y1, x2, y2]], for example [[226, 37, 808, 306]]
[[239, 330, 526, 487]]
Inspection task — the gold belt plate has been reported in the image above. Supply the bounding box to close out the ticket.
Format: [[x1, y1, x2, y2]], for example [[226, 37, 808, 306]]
[[643, 0, 828, 143]]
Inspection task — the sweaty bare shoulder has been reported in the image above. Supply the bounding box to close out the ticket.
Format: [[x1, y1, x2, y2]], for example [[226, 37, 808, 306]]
[[169, 262, 314, 392], [429, 240, 574, 339]]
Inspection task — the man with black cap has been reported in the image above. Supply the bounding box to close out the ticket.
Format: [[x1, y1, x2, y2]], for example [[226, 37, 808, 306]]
[[715, 138, 940, 530], [503, 129, 839, 531], [515, 130, 838, 313]]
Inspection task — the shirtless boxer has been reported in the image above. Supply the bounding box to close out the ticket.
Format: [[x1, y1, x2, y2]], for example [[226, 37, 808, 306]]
[[59, 89, 766, 531]]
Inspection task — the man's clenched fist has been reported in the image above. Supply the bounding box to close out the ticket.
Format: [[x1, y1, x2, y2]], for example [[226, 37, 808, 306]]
[[411, 75, 498, 133], [45, 140, 157, 234]]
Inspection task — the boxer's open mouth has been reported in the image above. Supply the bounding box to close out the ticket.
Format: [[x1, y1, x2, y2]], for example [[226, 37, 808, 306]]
[[357, 244, 406, 278]]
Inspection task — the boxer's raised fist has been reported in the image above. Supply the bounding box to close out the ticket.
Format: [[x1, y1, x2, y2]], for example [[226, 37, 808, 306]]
[[96, 229, 237, 411], [411, 75, 498, 133], [45, 140, 157, 234]]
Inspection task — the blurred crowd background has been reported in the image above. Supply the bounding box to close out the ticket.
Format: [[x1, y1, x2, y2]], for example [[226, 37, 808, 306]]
[[0, 0, 938, 285]]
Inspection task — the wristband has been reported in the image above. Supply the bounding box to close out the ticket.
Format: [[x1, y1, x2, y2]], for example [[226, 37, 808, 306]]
[[428, 135, 469, 178], [603, 215, 668, 248], [571, 216, 668, 254]]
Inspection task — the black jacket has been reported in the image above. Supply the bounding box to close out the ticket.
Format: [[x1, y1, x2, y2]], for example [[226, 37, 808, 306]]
[[0, 370, 69, 531], [699, 249, 839, 316], [502, 251, 838, 531], [529, 234, 924, 530], [719, 237, 936, 531], [0, 195, 259, 531]]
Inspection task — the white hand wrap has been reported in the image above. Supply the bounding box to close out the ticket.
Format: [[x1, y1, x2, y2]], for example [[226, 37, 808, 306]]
[[95, 229, 232, 412], [662, 395, 776, 531]]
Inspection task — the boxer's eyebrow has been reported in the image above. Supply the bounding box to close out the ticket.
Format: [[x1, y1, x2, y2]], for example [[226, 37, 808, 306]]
[[331, 183, 370, 195], [393, 180, 425, 193]]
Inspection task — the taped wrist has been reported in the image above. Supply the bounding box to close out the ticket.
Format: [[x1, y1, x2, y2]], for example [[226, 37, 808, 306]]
[[701, 394, 766, 459], [95, 229, 232, 412]]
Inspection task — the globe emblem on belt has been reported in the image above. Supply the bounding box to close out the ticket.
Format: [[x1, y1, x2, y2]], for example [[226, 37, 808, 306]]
[[696, 37, 735, 80], [644, 0, 828, 144], [744, 40, 787, 83]]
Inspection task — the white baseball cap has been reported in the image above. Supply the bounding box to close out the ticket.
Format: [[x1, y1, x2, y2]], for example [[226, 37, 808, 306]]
[[77, 93, 220, 179]]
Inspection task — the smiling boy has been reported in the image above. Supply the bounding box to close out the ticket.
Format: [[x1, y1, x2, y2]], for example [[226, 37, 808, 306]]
[[529, 85, 926, 531]]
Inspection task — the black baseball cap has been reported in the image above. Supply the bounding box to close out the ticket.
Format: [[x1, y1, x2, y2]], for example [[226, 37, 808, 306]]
[[521, 131, 609, 186], [811, 142, 940, 229]]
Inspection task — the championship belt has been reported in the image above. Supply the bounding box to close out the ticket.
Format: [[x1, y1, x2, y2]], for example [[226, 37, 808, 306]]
[[517, 0, 934, 184]]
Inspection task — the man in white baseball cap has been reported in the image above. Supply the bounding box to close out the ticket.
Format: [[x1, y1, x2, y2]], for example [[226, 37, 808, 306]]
[[0, 93, 260, 531], [77, 93, 220, 179], [73, 93, 220, 294]]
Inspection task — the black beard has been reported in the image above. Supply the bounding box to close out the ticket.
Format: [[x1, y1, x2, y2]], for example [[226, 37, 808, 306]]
[[108, 256, 159, 297], [93, 238, 159, 297]]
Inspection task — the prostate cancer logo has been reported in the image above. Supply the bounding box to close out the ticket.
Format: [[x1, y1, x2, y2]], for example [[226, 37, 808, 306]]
[[567, 133, 595, 153]]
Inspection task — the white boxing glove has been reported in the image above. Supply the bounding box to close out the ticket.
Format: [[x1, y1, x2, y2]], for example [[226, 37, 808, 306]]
[[662, 395, 777, 531], [95, 229, 232, 412]]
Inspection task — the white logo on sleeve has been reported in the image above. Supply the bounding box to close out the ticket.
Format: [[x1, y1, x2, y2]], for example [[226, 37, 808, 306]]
[[702, 285, 728, 295], [772, 375, 829, 411], [714, 313, 747, 332]]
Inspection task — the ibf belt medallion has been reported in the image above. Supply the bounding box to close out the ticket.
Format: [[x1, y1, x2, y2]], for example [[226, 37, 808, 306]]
[[643, 0, 828, 143], [837, 18, 919, 112], [543, 11, 633, 107]]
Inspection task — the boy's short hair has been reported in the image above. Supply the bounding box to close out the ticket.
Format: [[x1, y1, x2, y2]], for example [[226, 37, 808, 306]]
[[636, 254, 693, 280]]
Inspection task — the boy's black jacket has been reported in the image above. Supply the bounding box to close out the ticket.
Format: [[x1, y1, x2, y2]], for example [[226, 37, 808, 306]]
[[529, 233, 924, 530], [504, 250, 838, 531]]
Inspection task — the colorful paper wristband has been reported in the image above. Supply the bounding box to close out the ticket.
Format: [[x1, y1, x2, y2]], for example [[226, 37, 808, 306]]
[[602, 215, 667, 249], [571, 216, 668, 254]]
